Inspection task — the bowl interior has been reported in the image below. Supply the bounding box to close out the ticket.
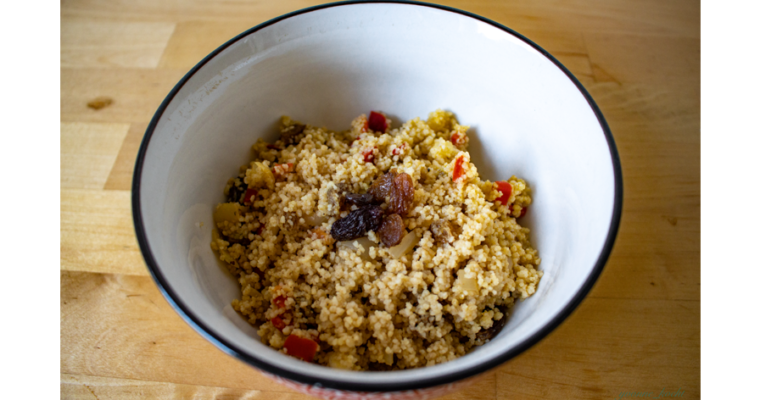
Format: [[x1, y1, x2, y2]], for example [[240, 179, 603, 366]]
[[135, 2, 618, 389]]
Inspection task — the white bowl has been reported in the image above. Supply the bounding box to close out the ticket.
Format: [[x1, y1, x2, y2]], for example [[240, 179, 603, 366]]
[[132, 1, 622, 398]]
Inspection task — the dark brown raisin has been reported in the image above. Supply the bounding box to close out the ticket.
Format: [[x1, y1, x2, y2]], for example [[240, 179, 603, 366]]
[[378, 214, 405, 247], [330, 206, 384, 241], [226, 177, 248, 204], [368, 171, 396, 203], [344, 192, 378, 206], [430, 219, 455, 244], [389, 172, 414, 216], [476, 306, 509, 343], [281, 123, 306, 145]]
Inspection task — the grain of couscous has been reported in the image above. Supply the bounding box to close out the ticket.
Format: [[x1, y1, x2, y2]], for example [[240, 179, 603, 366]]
[[210, 110, 541, 370]]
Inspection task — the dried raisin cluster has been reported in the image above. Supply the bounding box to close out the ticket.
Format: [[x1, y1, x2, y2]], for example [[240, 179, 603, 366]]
[[331, 171, 415, 246], [329, 206, 384, 242]]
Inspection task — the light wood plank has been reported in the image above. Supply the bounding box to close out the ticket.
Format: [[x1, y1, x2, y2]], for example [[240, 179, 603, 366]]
[[61, 189, 148, 276], [496, 297, 699, 399], [62, 270, 301, 393], [61, 68, 186, 124], [449, 0, 699, 38], [60, 0, 319, 23], [60, 0, 699, 39], [579, 82, 699, 301], [61, 122, 130, 190], [585, 33, 700, 85], [104, 122, 149, 191], [62, 19, 175, 69], [62, 373, 303, 400]]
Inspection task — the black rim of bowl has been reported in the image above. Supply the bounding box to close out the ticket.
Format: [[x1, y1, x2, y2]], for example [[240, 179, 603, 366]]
[[131, 0, 623, 393]]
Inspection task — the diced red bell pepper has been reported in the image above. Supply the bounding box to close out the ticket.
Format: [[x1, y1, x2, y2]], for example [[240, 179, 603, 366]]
[[362, 147, 376, 163], [243, 188, 258, 204], [368, 111, 387, 132], [273, 295, 287, 309], [453, 155, 466, 182], [271, 316, 286, 330], [451, 132, 465, 147], [495, 181, 512, 205], [283, 335, 319, 363]]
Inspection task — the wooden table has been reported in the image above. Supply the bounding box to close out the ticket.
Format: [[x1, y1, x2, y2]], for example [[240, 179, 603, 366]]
[[61, 0, 700, 398]]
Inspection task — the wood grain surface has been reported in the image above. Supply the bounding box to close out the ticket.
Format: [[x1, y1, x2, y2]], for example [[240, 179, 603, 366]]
[[60, 0, 700, 398]]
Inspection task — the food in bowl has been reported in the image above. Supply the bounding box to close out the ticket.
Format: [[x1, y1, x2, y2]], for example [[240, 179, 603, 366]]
[[210, 110, 542, 370]]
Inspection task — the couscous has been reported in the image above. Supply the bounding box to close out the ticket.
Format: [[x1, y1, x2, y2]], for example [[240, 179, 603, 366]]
[[210, 110, 541, 370]]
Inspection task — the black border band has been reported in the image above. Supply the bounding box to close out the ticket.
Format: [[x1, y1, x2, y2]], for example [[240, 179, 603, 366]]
[[132, 0, 623, 392]]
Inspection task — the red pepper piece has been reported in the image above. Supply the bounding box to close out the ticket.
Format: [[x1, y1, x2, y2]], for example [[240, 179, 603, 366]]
[[271, 316, 286, 330], [453, 155, 465, 182], [368, 111, 387, 132], [495, 181, 512, 205], [392, 143, 407, 156], [243, 188, 257, 204], [451, 132, 465, 146], [283, 335, 319, 363], [362, 147, 376, 163], [256, 223, 265, 235], [273, 295, 287, 309]]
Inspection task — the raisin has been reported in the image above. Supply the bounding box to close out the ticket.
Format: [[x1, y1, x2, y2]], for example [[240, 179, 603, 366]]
[[330, 206, 383, 241], [378, 214, 404, 247], [389, 172, 414, 216], [281, 123, 305, 145], [344, 192, 378, 206], [368, 171, 396, 203], [226, 177, 248, 204], [430, 219, 455, 244], [476, 306, 509, 343]]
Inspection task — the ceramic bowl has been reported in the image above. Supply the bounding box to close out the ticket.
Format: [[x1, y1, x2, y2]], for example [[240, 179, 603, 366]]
[[132, 1, 622, 399]]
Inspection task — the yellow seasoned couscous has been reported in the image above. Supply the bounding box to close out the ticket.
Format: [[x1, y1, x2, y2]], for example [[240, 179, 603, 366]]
[[210, 110, 541, 370]]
